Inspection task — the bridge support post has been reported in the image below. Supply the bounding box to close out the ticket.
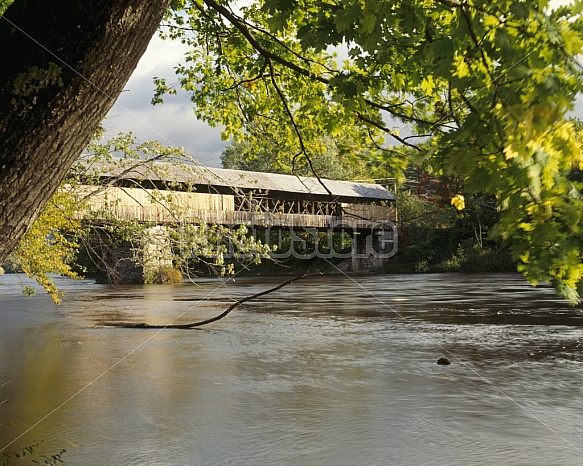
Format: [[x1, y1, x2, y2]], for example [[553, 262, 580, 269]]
[[350, 224, 397, 272], [95, 225, 175, 284], [141, 225, 175, 284], [351, 230, 367, 272], [96, 240, 143, 285]]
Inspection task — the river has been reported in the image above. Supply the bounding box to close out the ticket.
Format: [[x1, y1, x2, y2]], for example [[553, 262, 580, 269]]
[[1, 273, 582, 465]]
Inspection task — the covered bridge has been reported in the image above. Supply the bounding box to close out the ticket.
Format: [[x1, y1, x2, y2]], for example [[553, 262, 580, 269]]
[[82, 161, 397, 230], [79, 161, 397, 280]]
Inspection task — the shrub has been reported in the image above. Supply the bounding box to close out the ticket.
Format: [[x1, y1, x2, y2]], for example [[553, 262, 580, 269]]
[[144, 265, 183, 284]]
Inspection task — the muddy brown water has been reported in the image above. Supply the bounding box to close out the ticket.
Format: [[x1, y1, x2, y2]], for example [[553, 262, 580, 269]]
[[1, 273, 582, 465]]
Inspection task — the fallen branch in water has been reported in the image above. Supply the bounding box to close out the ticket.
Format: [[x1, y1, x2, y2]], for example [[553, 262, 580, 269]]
[[111, 272, 319, 329]]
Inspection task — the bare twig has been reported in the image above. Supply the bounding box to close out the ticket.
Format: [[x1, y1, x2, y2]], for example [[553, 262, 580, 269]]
[[79, 152, 177, 201], [108, 272, 320, 329]]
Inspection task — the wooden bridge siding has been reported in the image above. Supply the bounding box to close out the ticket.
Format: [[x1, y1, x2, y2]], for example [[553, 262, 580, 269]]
[[340, 203, 396, 222], [81, 185, 395, 228], [82, 185, 234, 211]]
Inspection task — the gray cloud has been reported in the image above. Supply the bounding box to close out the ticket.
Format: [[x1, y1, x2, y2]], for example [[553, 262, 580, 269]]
[[103, 34, 227, 167]]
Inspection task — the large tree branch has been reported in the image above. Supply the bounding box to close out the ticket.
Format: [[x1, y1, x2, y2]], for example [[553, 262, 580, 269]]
[[0, 0, 172, 264]]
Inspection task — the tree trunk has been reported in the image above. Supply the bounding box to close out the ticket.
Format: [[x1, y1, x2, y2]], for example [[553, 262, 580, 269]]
[[0, 0, 171, 264]]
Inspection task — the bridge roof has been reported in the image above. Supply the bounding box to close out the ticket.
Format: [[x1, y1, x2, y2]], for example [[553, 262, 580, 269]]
[[98, 161, 395, 201]]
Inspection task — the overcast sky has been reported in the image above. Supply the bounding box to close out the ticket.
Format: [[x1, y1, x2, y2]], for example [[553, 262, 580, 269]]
[[103, 0, 577, 169], [103, 35, 227, 167]]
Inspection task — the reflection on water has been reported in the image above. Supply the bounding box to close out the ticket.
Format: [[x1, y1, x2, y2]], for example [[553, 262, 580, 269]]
[[1, 273, 582, 465]]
